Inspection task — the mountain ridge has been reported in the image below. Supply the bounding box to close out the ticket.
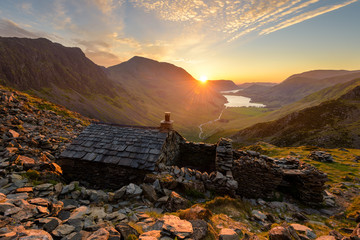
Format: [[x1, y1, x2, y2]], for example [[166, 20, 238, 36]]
[[231, 84, 360, 148], [239, 70, 360, 107]]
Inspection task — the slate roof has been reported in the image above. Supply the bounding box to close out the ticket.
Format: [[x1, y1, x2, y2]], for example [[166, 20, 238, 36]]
[[59, 123, 169, 171]]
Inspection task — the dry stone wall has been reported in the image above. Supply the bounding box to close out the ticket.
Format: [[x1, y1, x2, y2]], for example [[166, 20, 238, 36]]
[[215, 138, 234, 173], [178, 142, 217, 172], [58, 158, 148, 189]]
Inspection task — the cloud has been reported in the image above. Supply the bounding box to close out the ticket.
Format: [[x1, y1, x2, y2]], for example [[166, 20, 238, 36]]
[[129, 0, 357, 42], [0, 19, 39, 38], [91, 0, 124, 14], [260, 0, 358, 35]]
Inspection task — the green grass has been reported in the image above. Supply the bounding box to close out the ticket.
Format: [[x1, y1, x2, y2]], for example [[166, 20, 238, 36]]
[[245, 143, 360, 185]]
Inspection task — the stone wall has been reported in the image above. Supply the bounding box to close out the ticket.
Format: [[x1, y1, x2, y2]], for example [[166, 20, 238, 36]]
[[280, 163, 328, 204], [148, 165, 238, 196], [232, 154, 282, 199], [58, 158, 148, 189], [178, 141, 217, 172], [231, 150, 328, 203], [157, 130, 184, 167], [215, 138, 233, 173]]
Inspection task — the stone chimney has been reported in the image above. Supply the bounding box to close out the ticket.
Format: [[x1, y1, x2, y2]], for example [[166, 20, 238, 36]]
[[160, 112, 173, 132]]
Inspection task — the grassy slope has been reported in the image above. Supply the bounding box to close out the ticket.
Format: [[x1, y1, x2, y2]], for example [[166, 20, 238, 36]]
[[107, 57, 227, 138], [231, 88, 360, 148], [203, 78, 360, 143], [239, 70, 360, 108]]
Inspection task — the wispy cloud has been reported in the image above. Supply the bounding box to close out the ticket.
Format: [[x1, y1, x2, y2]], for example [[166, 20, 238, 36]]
[[0, 19, 38, 38], [0, 0, 357, 70], [129, 0, 358, 42], [260, 0, 358, 35]]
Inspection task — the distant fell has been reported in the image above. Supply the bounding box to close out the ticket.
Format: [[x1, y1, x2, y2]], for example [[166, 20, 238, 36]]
[[231, 83, 360, 148], [237, 82, 277, 89], [207, 80, 239, 91], [239, 70, 360, 107]]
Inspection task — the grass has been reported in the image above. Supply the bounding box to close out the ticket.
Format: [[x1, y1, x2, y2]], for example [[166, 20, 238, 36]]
[[204, 196, 252, 220], [128, 221, 143, 235], [345, 196, 360, 220], [23, 169, 40, 181], [246, 143, 360, 185], [145, 210, 163, 219]]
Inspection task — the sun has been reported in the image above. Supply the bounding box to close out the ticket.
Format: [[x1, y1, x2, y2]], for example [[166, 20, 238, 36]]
[[199, 75, 208, 83]]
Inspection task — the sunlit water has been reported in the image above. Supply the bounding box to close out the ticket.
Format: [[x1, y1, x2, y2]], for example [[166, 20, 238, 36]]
[[198, 89, 265, 139], [223, 95, 265, 108]]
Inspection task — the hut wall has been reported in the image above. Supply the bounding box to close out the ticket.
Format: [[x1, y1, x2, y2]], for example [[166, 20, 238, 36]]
[[58, 158, 148, 189]]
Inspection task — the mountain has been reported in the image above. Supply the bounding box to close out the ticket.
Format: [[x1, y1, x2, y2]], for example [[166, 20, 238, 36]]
[[0, 37, 226, 136], [237, 84, 272, 96], [207, 80, 239, 91], [231, 84, 360, 148], [237, 82, 277, 89], [0, 37, 140, 124], [239, 70, 360, 107], [106, 56, 226, 134]]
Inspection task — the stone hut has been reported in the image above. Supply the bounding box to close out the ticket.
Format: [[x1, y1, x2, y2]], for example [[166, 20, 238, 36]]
[[58, 113, 184, 189]]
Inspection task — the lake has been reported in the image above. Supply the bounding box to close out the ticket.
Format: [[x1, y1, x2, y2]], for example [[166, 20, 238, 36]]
[[221, 91, 265, 108]]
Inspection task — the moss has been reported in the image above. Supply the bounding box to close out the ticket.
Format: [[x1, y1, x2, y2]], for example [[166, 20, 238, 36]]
[[185, 188, 205, 199], [24, 169, 40, 180], [126, 234, 138, 240], [128, 222, 143, 235], [145, 211, 163, 219], [15, 125, 24, 130], [204, 196, 252, 219], [345, 196, 360, 220]]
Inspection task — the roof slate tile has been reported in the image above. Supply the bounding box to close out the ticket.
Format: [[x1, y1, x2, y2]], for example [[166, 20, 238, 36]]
[[59, 123, 168, 171]]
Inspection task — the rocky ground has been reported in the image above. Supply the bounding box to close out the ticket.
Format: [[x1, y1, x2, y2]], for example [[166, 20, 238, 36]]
[[1, 85, 360, 240]]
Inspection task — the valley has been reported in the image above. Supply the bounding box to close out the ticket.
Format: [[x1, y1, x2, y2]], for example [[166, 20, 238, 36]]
[[0, 36, 359, 240]]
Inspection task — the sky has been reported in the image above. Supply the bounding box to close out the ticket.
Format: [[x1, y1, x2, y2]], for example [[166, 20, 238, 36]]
[[0, 0, 359, 83]]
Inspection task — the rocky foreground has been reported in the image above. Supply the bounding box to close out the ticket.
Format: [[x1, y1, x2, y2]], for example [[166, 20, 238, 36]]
[[1, 86, 360, 240]]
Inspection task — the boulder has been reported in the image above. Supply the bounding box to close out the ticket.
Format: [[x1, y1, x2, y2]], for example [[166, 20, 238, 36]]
[[68, 206, 88, 220], [290, 223, 316, 239], [308, 151, 334, 163], [165, 192, 190, 212], [115, 223, 139, 239], [269, 225, 300, 240], [160, 215, 193, 239], [139, 230, 161, 240], [16, 229, 53, 240], [52, 224, 75, 237], [8, 129, 20, 138], [252, 210, 267, 221], [15, 155, 36, 169], [141, 184, 158, 202], [87, 228, 110, 240], [316, 236, 336, 240], [114, 186, 126, 200], [43, 218, 62, 232], [178, 205, 212, 221], [190, 219, 208, 240], [219, 228, 238, 240], [126, 183, 142, 197]]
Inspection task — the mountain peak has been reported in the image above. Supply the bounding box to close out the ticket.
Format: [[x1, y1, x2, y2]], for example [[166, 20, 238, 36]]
[[128, 56, 159, 64]]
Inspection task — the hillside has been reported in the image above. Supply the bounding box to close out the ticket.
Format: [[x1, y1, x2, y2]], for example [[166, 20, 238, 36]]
[[231, 85, 360, 148], [0, 37, 226, 136], [107, 56, 226, 135], [239, 70, 360, 107], [1, 84, 360, 240], [207, 79, 239, 91], [237, 82, 277, 89], [0, 37, 140, 124]]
